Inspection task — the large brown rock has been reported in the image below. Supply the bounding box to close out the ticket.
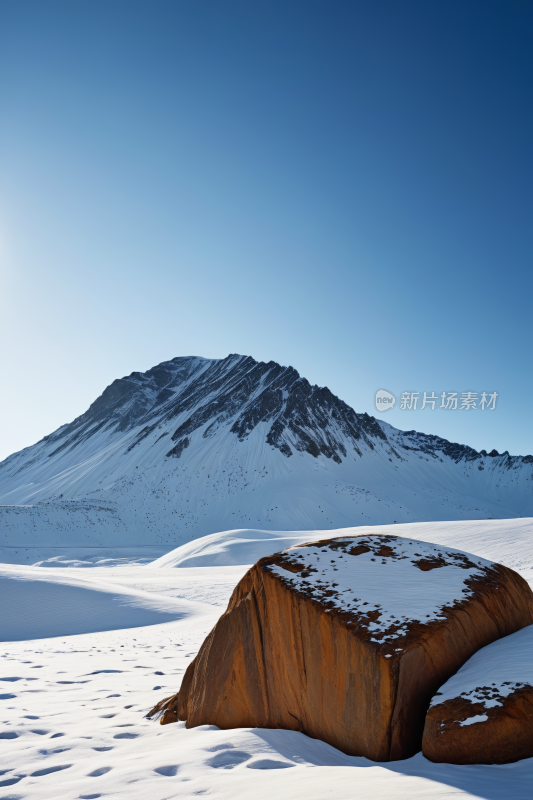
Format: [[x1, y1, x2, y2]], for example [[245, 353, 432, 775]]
[[423, 623, 533, 764], [149, 534, 533, 761]]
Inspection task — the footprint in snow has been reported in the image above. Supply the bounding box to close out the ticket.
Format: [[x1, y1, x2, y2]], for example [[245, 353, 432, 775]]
[[113, 732, 139, 739], [207, 750, 252, 769], [30, 764, 72, 777], [247, 759, 295, 770], [154, 765, 179, 776], [207, 743, 235, 752], [0, 774, 24, 787], [87, 670, 123, 675], [0, 731, 18, 739], [88, 767, 112, 777]]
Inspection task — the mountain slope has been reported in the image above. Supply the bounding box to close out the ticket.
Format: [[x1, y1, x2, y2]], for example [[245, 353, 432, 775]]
[[0, 354, 532, 548]]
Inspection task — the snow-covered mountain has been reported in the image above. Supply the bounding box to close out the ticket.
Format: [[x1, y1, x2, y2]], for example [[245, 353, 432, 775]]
[[1, 354, 532, 548]]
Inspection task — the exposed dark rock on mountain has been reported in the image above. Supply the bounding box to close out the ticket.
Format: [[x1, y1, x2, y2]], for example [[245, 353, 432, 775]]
[[23, 354, 527, 468]]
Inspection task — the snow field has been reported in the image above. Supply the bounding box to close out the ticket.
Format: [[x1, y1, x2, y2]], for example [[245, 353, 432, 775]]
[[1, 519, 533, 798], [2, 616, 533, 799]]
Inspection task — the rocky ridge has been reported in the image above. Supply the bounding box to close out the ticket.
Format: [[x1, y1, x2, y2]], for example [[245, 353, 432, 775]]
[[1, 354, 532, 548]]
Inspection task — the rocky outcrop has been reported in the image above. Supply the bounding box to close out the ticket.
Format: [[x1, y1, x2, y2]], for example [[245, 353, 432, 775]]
[[423, 623, 533, 764], [148, 534, 533, 761]]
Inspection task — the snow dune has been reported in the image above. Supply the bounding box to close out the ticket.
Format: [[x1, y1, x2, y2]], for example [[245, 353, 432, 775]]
[[149, 527, 329, 568], [150, 518, 533, 573], [0, 564, 214, 642]]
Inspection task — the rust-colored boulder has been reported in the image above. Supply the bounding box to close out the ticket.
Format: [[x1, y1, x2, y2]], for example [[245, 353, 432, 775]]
[[423, 623, 533, 764], [149, 534, 533, 761]]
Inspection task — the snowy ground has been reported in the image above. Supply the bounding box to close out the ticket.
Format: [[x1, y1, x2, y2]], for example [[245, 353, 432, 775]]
[[2, 519, 533, 799]]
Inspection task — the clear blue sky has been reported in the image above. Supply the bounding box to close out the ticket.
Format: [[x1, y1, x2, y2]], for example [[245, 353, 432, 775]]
[[0, 0, 531, 462]]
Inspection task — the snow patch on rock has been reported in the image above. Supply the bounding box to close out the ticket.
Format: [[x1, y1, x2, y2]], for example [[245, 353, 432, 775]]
[[269, 535, 494, 644], [430, 623, 533, 711]]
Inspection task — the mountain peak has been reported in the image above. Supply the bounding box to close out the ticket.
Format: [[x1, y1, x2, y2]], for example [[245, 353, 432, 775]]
[[0, 354, 532, 548]]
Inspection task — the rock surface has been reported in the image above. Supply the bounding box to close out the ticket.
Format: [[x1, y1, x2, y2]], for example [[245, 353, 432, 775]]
[[149, 534, 533, 761], [423, 623, 533, 764]]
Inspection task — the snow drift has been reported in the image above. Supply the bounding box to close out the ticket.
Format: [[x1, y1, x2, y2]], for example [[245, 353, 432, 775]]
[[0, 564, 212, 641]]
